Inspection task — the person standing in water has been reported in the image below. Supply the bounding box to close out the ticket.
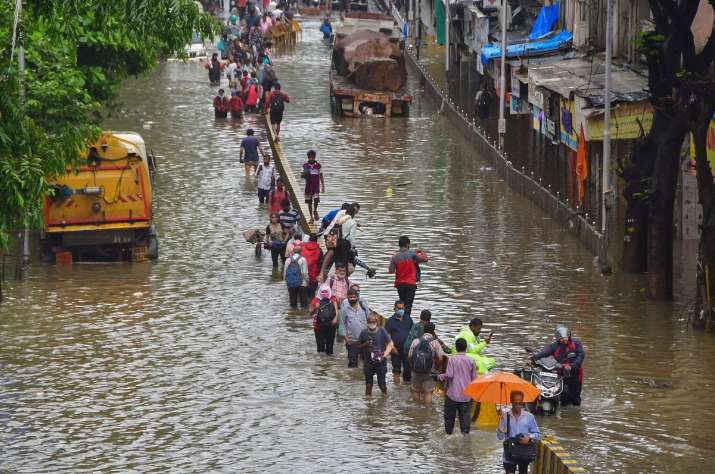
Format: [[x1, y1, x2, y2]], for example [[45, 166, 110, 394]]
[[255, 154, 275, 205], [358, 314, 394, 396], [388, 235, 428, 316], [240, 128, 268, 176]]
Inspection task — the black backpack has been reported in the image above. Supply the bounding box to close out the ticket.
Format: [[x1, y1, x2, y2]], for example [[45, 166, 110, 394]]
[[316, 299, 336, 327], [411, 336, 434, 374], [270, 92, 285, 113]]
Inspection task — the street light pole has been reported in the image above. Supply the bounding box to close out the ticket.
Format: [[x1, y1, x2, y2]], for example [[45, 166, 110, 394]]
[[498, 0, 507, 148], [17, 0, 30, 271], [445, 0, 450, 74], [601, 0, 613, 271]]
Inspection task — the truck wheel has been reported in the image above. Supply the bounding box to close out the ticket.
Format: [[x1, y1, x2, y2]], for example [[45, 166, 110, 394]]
[[40, 239, 55, 263]]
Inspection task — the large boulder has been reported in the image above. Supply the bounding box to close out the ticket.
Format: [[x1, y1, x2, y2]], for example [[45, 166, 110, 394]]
[[333, 29, 406, 91]]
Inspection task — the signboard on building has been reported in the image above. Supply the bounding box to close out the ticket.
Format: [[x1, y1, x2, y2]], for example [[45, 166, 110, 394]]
[[532, 106, 545, 135], [510, 96, 531, 115], [511, 71, 521, 98], [560, 98, 578, 150], [689, 115, 715, 172], [586, 101, 654, 141], [528, 78, 546, 109]]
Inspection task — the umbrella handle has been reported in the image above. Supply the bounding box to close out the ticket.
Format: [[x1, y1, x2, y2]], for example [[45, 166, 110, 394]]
[[471, 402, 481, 422]]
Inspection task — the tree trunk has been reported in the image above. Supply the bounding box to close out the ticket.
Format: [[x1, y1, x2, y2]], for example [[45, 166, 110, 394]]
[[646, 119, 688, 300], [693, 101, 715, 328], [620, 115, 667, 273]]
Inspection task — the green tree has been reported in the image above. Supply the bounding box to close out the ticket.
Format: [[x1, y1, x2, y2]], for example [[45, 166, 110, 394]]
[[620, 0, 715, 301], [0, 0, 219, 251]]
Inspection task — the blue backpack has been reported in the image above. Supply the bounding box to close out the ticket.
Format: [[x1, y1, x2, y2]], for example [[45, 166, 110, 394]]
[[285, 258, 303, 289]]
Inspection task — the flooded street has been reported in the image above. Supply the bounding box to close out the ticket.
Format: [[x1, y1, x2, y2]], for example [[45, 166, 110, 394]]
[[1, 20, 714, 473]]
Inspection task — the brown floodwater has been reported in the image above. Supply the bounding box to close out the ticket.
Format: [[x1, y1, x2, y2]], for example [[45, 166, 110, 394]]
[[0, 19, 713, 474]]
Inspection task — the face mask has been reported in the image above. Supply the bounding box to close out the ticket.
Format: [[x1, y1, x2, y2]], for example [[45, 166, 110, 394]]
[[395, 309, 405, 317], [367, 323, 378, 330]]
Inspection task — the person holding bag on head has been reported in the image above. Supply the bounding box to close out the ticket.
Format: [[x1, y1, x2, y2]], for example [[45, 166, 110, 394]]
[[496, 391, 540, 474]]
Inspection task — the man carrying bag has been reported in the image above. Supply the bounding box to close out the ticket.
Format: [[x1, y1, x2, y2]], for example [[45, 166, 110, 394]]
[[497, 391, 540, 474]]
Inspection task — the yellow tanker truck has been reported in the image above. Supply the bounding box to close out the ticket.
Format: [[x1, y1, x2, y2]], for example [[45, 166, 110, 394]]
[[41, 131, 158, 262]]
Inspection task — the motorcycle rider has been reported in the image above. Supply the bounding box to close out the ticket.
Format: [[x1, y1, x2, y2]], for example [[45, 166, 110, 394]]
[[532, 325, 585, 406], [452, 317, 496, 374]]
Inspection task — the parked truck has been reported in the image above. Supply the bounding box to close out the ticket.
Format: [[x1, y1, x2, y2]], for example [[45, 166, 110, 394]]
[[330, 15, 412, 117], [41, 131, 158, 262]]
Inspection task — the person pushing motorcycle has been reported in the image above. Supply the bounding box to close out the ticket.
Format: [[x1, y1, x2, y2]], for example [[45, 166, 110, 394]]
[[532, 325, 585, 406]]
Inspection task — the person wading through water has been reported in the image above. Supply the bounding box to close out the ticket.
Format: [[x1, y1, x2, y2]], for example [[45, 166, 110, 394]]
[[311, 284, 339, 355], [266, 83, 290, 141], [358, 314, 394, 396], [452, 317, 496, 374], [284, 242, 308, 308], [240, 128, 268, 176], [340, 288, 368, 368], [497, 391, 540, 474], [213, 88, 230, 118], [255, 154, 275, 205], [385, 300, 413, 384], [268, 177, 289, 214], [408, 322, 445, 404], [264, 212, 288, 267], [388, 235, 428, 317], [301, 233, 323, 300], [438, 337, 477, 435]]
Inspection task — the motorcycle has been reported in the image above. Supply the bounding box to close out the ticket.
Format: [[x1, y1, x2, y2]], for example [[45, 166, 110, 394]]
[[515, 347, 564, 415]]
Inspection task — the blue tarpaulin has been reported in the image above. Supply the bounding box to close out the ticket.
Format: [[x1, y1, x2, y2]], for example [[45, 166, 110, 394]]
[[480, 30, 573, 65], [529, 2, 560, 40]]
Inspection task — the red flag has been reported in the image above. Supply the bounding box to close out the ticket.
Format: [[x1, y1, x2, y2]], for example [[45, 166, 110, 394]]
[[576, 125, 588, 204]]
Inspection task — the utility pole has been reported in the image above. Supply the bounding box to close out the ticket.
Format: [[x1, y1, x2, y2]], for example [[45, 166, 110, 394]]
[[416, 0, 422, 59], [601, 0, 613, 273], [223, 0, 231, 20], [445, 0, 450, 74], [18, 0, 30, 274], [498, 0, 507, 148]]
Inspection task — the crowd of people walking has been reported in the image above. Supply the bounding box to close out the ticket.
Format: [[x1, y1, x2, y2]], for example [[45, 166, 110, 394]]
[[222, 10, 589, 472]]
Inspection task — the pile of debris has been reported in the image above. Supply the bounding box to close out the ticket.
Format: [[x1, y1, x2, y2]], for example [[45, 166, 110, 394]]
[[332, 29, 406, 92]]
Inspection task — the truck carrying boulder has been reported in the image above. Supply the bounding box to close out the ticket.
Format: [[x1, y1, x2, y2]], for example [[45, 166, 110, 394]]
[[332, 29, 406, 92]]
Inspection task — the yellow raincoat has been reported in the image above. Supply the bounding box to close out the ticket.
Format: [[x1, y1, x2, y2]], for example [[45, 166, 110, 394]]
[[452, 325, 496, 374]]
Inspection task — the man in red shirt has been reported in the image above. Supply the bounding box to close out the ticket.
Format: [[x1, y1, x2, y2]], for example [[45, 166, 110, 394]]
[[388, 235, 428, 316], [265, 83, 290, 141], [213, 89, 229, 118]]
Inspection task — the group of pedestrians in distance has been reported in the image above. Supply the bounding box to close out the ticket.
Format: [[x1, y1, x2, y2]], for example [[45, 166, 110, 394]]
[[208, 6, 292, 142]]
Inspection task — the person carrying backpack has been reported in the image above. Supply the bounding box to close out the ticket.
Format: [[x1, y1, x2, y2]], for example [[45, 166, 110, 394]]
[[408, 322, 445, 405], [310, 284, 339, 355], [266, 83, 290, 141], [284, 242, 308, 308]]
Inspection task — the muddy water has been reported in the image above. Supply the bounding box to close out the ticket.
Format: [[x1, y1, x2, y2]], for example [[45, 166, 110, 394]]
[[1, 20, 713, 474]]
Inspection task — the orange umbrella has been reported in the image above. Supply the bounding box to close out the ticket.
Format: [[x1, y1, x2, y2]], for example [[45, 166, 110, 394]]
[[463, 371, 540, 404]]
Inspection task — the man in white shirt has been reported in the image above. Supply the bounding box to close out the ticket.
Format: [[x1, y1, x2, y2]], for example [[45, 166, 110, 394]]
[[255, 155, 276, 204]]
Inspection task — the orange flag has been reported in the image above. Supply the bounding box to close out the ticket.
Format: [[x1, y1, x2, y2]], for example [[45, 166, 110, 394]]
[[575, 125, 588, 204]]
